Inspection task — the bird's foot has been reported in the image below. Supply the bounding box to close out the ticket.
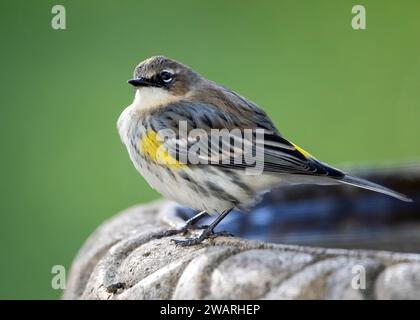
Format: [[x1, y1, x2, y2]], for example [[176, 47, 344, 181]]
[[153, 224, 209, 239], [171, 229, 233, 247], [106, 282, 126, 294]]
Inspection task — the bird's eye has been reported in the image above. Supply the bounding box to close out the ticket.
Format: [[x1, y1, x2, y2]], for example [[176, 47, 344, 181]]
[[160, 71, 174, 84]]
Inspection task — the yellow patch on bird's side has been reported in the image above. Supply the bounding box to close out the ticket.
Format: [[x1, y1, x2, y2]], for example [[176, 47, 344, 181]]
[[291, 142, 313, 159], [140, 131, 186, 168]]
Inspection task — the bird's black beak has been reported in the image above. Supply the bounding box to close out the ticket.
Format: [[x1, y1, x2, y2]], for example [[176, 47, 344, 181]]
[[127, 77, 153, 87]]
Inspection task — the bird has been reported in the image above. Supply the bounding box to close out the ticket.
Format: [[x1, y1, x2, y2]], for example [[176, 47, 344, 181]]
[[117, 56, 412, 246]]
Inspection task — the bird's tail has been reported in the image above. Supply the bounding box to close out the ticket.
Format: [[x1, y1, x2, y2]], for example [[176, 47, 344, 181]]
[[339, 174, 412, 202]]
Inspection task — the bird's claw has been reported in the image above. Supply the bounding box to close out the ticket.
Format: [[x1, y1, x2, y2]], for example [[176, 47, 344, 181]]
[[153, 223, 210, 239], [171, 237, 203, 247], [210, 230, 234, 238], [171, 229, 233, 247]]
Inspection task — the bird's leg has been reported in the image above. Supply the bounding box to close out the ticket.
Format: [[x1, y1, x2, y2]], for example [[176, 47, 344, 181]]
[[153, 210, 208, 239], [172, 208, 234, 246]]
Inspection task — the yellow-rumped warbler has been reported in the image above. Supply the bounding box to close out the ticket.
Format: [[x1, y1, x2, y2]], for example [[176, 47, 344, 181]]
[[118, 56, 411, 246]]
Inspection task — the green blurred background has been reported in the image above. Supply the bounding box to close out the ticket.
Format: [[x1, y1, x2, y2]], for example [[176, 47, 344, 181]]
[[0, 0, 419, 299]]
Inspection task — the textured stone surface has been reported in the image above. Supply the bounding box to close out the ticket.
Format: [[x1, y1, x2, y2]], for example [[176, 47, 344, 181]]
[[375, 263, 420, 300], [63, 200, 420, 300]]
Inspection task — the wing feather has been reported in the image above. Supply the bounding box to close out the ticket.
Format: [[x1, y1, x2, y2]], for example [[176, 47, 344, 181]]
[[148, 101, 344, 178]]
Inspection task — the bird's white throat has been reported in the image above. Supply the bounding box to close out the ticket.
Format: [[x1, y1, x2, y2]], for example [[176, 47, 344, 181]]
[[132, 87, 180, 111]]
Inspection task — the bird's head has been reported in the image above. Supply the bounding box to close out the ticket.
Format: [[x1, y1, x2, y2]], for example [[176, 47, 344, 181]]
[[128, 56, 202, 110]]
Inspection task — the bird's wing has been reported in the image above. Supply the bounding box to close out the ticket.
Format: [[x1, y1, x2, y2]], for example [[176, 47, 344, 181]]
[[143, 100, 411, 202], [146, 101, 344, 178]]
